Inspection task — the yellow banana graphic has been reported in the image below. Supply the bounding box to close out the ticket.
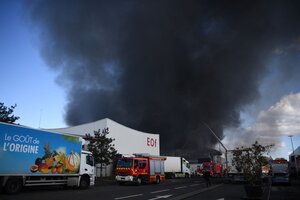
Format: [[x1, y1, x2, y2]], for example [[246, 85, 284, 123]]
[[64, 157, 75, 172]]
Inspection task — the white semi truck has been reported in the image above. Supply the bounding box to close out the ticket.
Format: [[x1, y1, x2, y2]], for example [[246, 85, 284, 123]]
[[0, 122, 95, 194], [164, 156, 191, 178]]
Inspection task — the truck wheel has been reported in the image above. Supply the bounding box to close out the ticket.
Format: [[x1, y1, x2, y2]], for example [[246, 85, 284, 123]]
[[155, 176, 160, 184], [185, 173, 190, 178], [80, 177, 90, 189], [136, 176, 142, 186], [171, 173, 175, 179], [5, 179, 22, 194]]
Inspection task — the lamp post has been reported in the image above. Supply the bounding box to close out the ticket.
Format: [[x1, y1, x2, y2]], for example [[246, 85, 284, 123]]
[[202, 122, 228, 172], [288, 135, 298, 178]]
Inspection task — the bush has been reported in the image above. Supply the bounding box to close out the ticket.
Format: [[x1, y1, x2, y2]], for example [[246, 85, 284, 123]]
[[232, 141, 272, 185]]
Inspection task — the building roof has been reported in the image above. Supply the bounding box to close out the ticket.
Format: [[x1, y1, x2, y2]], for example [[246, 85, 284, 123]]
[[45, 118, 160, 156], [289, 146, 300, 156]]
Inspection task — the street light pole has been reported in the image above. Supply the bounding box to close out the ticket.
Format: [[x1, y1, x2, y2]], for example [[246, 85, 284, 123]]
[[202, 122, 228, 171], [288, 135, 298, 178]]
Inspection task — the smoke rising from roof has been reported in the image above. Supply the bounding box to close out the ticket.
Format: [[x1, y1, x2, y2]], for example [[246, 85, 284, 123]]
[[26, 0, 300, 155]]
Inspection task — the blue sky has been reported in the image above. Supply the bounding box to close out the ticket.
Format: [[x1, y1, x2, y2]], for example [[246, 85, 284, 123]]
[[1, 0, 66, 128], [1, 0, 300, 160]]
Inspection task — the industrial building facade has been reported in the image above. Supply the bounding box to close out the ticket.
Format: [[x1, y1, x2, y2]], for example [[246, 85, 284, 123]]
[[48, 118, 160, 177]]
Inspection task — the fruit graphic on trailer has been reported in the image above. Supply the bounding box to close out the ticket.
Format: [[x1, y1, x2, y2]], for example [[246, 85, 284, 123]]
[[45, 157, 54, 167], [51, 167, 57, 173], [57, 167, 63, 173], [38, 163, 50, 174], [30, 165, 39, 173]]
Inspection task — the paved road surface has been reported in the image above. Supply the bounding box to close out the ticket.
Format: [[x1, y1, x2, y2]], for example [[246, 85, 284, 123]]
[[1, 177, 299, 200]]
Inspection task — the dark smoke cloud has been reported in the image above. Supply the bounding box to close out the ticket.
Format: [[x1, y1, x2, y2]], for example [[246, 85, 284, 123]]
[[26, 0, 300, 155]]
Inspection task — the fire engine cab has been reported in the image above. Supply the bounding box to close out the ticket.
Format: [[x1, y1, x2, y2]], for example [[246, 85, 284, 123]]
[[198, 161, 223, 176], [115, 154, 166, 185]]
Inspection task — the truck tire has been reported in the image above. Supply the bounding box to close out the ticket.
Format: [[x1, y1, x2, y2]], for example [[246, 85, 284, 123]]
[[135, 176, 142, 186], [80, 176, 90, 189], [171, 173, 176, 179], [155, 176, 160, 184], [4, 179, 22, 194]]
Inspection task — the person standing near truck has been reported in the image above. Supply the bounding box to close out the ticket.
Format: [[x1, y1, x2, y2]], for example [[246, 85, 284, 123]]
[[203, 171, 212, 187]]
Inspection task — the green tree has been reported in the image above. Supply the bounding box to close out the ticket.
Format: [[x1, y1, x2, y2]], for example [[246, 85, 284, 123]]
[[85, 128, 118, 177], [232, 141, 273, 185], [0, 102, 20, 123]]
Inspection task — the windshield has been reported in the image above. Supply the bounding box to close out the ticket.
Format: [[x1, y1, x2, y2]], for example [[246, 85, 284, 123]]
[[186, 163, 190, 168], [86, 154, 94, 166], [117, 158, 133, 168], [183, 159, 190, 168]]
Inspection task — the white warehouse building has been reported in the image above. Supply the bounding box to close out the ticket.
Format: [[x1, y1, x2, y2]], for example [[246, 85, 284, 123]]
[[47, 118, 160, 177]]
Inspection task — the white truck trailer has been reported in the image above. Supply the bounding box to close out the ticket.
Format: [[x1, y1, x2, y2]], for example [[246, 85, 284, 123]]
[[0, 122, 95, 194], [164, 156, 191, 178]]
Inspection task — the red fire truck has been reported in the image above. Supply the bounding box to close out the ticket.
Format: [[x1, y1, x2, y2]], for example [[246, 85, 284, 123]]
[[115, 154, 166, 185], [198, 161, 223, 176]]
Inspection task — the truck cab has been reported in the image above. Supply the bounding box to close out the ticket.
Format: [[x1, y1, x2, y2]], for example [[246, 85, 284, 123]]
[[199, 162, 222, 176], [78, 150, 95, 188], [271, 159, 290, 185]]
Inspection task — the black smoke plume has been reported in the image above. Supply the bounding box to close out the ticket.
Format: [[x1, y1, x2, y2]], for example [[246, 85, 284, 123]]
[[26, 0, 300, 156]]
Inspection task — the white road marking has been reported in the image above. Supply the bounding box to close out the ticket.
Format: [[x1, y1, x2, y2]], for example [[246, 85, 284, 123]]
[[174, 186, 187, 189], [169, 184, 223, 200], [114, 194, 143, 200], [148, 194, 173, 200], [151, 189, 170, 194], [216, 198, 224, 200]]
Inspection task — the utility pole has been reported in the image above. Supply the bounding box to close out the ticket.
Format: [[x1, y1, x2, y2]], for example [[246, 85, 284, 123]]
[[288, 135, 298, 178], [202, 122, 228, 172]]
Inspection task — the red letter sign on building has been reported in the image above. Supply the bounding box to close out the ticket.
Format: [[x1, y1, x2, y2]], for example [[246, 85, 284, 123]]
[[147, 137, 157, 147]]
